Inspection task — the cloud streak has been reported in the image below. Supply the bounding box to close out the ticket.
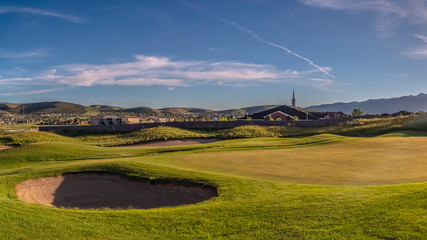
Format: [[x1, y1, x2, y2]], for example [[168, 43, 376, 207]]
[[178, 0, 334, 78], [299, 0, 427, 38], [0, 88, 60, 97], [0, 6, 86, 23], [299, 0, 406, 16], [40, 55, 297, 87], [403, 34, 427, 59], [300, 0, 407, 37], [0, 49, 48, 58], [0, 55, 336, 95]]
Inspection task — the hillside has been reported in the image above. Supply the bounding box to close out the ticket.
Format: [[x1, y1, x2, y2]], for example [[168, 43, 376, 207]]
[[160, 108, 215, 114], [216, 108, 247, 115], [308, 93, 427, 114], [5, 93, 426, 116], [0, 102, 87, 114], [240, 105, 279, 114], [122, 107, 162, 115], [90, 105, 125, 112]]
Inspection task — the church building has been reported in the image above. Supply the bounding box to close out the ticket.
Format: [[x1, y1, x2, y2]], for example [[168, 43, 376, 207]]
[[243, 90, 345, 121]]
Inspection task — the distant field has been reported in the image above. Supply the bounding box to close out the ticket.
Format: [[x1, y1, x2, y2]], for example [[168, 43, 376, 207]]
[[0, 120, 426, 239]]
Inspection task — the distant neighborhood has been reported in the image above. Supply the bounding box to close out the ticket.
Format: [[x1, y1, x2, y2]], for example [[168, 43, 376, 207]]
[[89, 91, 346, 126], [0, 91, 423, 128]]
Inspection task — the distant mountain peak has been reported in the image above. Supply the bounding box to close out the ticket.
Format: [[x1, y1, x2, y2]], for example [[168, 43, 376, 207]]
[[308, 93, 427, 114]]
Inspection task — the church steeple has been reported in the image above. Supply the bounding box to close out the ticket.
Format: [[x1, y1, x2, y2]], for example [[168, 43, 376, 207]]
[[292, 88, 296, 108]]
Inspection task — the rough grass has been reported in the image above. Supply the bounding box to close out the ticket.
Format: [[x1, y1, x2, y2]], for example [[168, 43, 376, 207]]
[[0, 123, 39, 131], [76, 126, 211, 147], [5, 131, 77, 146], [63, 115, 424, 146]]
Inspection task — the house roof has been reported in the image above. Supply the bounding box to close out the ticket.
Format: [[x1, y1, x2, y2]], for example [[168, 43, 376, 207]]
[[264, 111, 294, 119], [250, 105, 320, 120]]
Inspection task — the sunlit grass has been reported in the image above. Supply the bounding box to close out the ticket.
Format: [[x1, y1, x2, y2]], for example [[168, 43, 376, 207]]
[[0, 116, 426, 239]]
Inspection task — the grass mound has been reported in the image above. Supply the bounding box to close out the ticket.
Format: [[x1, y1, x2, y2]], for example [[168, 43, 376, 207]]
[[78, 126, 211, 147], [0, 143, 125, 164], [217, 125, 284, 139], [5, 131, 76, 146], [405, 114, 427, 130]]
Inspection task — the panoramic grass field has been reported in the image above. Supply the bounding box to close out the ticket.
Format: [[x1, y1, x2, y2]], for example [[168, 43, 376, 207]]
[[0, 118, 426, 239]]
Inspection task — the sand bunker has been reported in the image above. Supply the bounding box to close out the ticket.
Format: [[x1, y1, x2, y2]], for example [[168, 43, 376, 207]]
[[16, 174, 216, 209], [117, 139, 220, 148], [0, 146, 13, 151]]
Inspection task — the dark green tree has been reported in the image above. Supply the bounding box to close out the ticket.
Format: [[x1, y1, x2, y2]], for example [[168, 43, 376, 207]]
[[351, 108, 363, 117]]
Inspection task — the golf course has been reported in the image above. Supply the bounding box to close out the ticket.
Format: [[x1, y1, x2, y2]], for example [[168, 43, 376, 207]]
[[0, 117, 426, 239]]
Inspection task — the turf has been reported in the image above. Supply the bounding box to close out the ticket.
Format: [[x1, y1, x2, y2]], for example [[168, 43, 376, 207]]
[[145, 136, 427, 185], [0, 129, 426, 239]]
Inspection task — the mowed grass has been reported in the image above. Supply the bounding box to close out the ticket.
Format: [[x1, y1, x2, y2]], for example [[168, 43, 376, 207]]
[[144, 136, 427, 185], [0, 128, 426, 239]]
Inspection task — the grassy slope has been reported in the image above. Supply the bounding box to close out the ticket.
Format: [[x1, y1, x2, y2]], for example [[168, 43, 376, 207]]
[[0, 135, 344, 165], [0, 126, 426, 239]]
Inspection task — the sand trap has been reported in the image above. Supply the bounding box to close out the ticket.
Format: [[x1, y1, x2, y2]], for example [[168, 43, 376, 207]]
[[16, 173, 217, 209], [117, 139, 220, 148], [0, 146, 13, 151]]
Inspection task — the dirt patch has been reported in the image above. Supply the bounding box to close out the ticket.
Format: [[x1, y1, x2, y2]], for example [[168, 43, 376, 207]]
[[0, 146, 13, 151], [16, 173, 217, 209], [117, 139, 220, 148]]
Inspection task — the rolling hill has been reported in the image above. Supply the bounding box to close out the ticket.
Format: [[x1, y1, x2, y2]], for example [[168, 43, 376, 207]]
[[122, 107, 162, 115], [90, 105, 125, 112], [160, 107, 215, 114], [3, 93, 426, 116], [0, 102, 88, 114]]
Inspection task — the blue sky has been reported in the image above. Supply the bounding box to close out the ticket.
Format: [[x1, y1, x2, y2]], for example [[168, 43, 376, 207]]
[[1, 0, 427, 109]]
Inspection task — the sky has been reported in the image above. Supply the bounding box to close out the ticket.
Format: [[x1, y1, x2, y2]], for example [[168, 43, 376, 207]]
[[1, 0, 427, 109]]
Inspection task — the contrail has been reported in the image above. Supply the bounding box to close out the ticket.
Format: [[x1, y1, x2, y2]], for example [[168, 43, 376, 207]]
[[178, 0, 335, 78]]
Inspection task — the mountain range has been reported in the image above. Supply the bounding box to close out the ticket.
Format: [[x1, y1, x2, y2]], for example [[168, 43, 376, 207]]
[[308, 93, 427, 114], [1, 93, 426, 116]]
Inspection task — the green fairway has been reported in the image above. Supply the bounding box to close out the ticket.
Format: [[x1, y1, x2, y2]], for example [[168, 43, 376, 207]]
[[145, 136, 427, 185], [0, 129, 426, 239]]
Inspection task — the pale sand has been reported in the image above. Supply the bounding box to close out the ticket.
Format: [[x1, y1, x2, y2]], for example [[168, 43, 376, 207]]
[[16, 174, 216, 209], [0, 146, 13, 151], [117, 139, 220, 148]]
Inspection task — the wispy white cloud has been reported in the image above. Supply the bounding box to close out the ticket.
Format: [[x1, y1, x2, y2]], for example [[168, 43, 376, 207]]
[[0, 49, 48, 58], [403, 34, 427, 59], [299, 0, 406, 16], [387, 73, 411, 78], [408, 0, 427, 23], [0, 88, 60, 97], [299, 0, 407, 37], [309, 78, 342, 92], [0, 6, 86, 23], [94, 6, 120, 11], [413, 34, 427, 44], [1, 55, 336, 93], [300, 0, 427, 37], [179, 0, 335, 78], [43, 55, 291, 87]]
